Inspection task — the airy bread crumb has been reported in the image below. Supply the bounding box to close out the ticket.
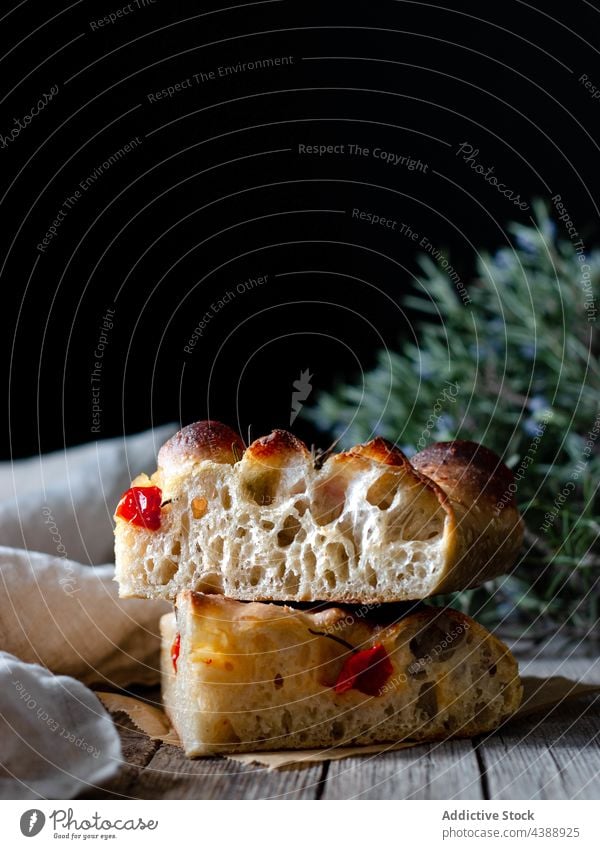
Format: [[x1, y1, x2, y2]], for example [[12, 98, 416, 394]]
[[115, 422, 523, 603]]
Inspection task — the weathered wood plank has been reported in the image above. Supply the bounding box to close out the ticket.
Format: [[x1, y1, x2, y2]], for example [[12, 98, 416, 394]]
[[323, 740, 484, 800], [126, 744, 325, 800], [79, 713, 161, 799], [478, 695, 600, 800]]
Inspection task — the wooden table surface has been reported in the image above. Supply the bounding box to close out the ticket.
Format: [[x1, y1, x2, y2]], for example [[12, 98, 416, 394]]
[[84, 657, 600, 800]]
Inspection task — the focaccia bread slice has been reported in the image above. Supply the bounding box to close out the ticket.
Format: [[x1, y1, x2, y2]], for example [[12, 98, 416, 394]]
[[115, 420, 523, 602], [161, 592, 522, 756]]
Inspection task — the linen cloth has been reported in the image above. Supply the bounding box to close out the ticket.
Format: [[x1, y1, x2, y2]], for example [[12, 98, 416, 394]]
[[0, 425, 174, 799]]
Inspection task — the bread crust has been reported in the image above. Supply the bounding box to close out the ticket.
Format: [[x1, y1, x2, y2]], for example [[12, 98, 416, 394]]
[[115, 422, 524, 602], [411, 441, 523, 594], [245, 429, 311, 465], [158, 420, 245, 471], [411, 440, 517, 508], [349, 436, 409, 466]]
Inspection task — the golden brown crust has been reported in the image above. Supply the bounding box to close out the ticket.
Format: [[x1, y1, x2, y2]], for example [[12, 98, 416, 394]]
[[182, 593, 519, 668], [349, 437, 409, 467], [412, 441, 524, 595], [183, 590, 347, 634], [158, 421, 245, 470], [412, 440, 516, 508], [182, 592, 487, 654], [183, 589, 425, 628], [245, 429, 310, 466]]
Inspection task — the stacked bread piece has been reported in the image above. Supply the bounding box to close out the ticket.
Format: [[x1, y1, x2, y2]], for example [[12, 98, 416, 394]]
[[114, 421, 524, 756]]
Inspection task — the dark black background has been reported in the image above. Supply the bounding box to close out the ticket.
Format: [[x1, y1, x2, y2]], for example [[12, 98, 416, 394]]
[[2, 0, 599, 459]]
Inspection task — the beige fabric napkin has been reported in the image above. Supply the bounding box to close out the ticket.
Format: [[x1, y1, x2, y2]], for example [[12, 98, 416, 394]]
[[0, 426, 174, 799], [0, 652, 122, 799]]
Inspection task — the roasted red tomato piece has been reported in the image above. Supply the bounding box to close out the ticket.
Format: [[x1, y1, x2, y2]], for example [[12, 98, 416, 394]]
[[116, 485, 163, 530]]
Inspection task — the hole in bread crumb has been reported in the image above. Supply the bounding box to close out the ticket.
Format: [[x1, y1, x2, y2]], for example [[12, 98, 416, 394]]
[[303, 548, 317, 575], [365, 562, 378, 588], [146, 558, 155, 572], [261, 520, 275, 531], [295, 528, 306, 543], [326, 542, 349, 581], [395, 550, 409, 567], [366, 473, 399, 510], [249, 566, 262, 586], [242, 470, 281, 506], [211, 536, 224, 560], [312, 476, 347, 525], [277, 514, 301, 547], [235, 526, 247, 538], [220, 486, 231, 510], [197, 572, 224, 593], [171, 540, 181, 556], [155, 558, 177, 584], [284, 571, 300, 594], [294, 499, 308, 516], [323, 569, 336, 588]]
